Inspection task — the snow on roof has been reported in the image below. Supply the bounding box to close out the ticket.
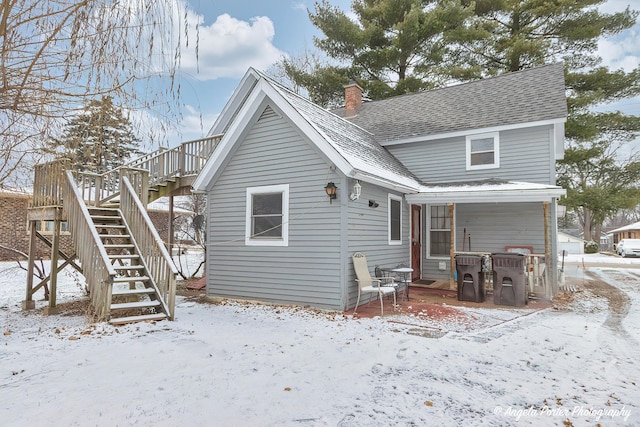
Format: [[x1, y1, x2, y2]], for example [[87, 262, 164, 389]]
[[407, 178, 566, 204], [147, 197, 194, 215], [0, 186, 32, 197], [264, 73, 424, 191], [608, 221, 640, 234]]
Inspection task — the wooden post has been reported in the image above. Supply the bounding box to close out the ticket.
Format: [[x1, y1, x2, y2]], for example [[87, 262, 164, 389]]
[[44, 217, 60, 315], [22, 221, 38, 310], [179, 142, 186, 176], [168, 195, 174, 254], [449, 202, 456, 290], [543, 201, 551, 299]]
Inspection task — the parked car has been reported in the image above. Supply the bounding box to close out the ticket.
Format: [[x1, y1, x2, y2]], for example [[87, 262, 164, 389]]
[[616, 239, 640, 257]]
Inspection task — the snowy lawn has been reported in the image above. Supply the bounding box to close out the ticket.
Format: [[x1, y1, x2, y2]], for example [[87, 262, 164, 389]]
[[1, 255, 639, 426]]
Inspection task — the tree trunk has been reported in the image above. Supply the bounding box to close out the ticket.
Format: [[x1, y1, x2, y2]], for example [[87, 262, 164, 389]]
[[583, 208, 592, 241], [594, 223, 602, 247]]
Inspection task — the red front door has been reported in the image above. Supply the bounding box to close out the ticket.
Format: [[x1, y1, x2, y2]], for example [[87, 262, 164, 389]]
[[411, 204, 421, 281]]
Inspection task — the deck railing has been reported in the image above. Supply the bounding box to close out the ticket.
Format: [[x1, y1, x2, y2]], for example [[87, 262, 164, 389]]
[[32, 135, 223, 209], [32, 159, 69, 208], [63, 171, 116, 320], [120, 176, 178, 319], [128, 135, 222, 186]]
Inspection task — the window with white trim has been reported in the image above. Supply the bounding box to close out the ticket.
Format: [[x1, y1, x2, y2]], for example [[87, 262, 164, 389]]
[[429, 205, 451, 257], [245, 184, 289, 246], [27, 220, 70, 235], [388, 194, 402, 245], [466, 132, 499, 170]]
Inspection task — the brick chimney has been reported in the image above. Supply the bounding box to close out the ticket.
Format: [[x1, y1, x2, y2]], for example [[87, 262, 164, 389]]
[[344, 80, 363, 118]]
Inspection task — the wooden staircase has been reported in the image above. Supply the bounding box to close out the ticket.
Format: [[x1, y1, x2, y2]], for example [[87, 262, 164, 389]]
[[25, 135, 223, 323], [90, 207, 170, 324]]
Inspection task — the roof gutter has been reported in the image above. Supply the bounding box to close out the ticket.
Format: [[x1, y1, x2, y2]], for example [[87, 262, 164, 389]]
[[406, 188, 566, 204]]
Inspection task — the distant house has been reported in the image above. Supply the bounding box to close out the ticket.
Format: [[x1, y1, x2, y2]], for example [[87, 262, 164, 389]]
[[0, 188, 188, 261], [609, 221, 640, 249], [192, 63, 567, 311], [0, 188, 74, 261]]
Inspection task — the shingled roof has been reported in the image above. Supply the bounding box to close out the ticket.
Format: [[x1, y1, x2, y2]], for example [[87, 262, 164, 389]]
[[332, 63, 567, 143], [194, 69, 425, 192], [266, 77, 424, 190]]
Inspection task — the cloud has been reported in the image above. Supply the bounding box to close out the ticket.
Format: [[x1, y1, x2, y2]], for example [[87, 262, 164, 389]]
[[596, 1, 640, 72], [597, 27, 640, 72], [179, 12, 286, 81], [292, 2, 307, 11]]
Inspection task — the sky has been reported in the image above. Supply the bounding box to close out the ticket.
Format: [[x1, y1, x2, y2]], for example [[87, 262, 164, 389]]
[[165, 0, 640, 146], [164, 0, 351, 144], [1, 253, 639, 425]]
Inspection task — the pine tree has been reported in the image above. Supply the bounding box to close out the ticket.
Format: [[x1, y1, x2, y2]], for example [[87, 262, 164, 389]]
[[50, 96, 142, 173], [447, 0, 640, 243], [280, 0, 470, 107]]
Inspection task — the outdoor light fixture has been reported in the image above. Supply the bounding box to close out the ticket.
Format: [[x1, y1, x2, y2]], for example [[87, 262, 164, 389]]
[[325, 181, 337, 203], [349, 180, 361, 201]]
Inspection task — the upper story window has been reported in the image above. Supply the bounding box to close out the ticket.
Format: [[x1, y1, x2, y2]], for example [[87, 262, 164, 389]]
[[466, 132, 499, 170], [245, 184, 289, 246], [388, 194, 402, 245]]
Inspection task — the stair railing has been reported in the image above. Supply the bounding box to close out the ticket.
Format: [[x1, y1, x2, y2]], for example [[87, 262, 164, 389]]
[[63, 170, 117, 320], [73, 169, 120, 207], [120, 175, 178, 319]]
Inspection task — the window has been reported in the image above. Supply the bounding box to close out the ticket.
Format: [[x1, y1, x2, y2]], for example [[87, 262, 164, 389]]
[[429, 205, 451, 257], [245, 184, 289, 246], [388, 194, 402, 245], [466, 132, 499, 170], [28, 220, 70, 235]]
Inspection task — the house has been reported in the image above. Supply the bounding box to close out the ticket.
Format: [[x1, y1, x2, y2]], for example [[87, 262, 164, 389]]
[[192, 63, 567, 311], [608, 221, 640, 249]]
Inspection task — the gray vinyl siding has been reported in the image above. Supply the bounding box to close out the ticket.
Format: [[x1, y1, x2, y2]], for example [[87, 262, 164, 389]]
[[387, 126, 554, 184], [206, 106, 344, 310], [422, 202, 545, 280], [347, 182, 410, 307]]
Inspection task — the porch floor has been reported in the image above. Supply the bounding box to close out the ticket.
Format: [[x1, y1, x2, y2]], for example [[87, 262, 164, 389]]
[[348, 280, 553, 319]]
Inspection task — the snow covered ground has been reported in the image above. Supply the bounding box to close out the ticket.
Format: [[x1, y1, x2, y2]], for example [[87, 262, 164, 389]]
[[1, 254, 639, 426]]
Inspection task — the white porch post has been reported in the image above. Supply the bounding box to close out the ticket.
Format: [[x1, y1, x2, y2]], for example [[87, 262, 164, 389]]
[[449, 202, 456, 290]]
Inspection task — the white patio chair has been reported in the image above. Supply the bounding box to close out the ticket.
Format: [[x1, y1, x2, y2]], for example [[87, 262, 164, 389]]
[[352, 252, 396, 316]]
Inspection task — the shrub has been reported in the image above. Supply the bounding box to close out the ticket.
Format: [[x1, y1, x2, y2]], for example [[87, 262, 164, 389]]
[[584, 241, 599, 254]]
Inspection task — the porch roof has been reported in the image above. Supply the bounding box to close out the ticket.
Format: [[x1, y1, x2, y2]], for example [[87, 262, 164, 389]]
[[405, 178, 566, 204]]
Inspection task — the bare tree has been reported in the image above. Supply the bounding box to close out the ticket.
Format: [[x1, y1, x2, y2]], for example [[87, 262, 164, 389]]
[[0, 0, 191, 186], [173, 194, 206, 280]]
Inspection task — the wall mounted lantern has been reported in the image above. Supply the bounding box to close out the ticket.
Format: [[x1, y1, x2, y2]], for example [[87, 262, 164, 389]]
[[325, 182, 337, 203], [349, 180, 361, 201]]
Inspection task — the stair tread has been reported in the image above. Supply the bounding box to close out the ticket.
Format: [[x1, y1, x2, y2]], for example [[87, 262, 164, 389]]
[[95, 224, 126, 229], [113, 265, 144, 269], [109, 254, 140, 259], [111, 300, 161, 310], [113, 276, 150, 282], [108, 313, 167, 325], [112, 288, 156, 296], [104, 244, 135, 248]]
